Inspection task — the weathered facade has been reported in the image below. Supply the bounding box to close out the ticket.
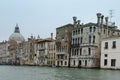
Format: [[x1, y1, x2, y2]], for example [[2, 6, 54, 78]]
[[34, 34, 54, 66], [17, 41, 30, 65], [8, 24, 25, 65], [101, 36, 120, 69], [47, 40, 56, 66], [27, 36, 35, 65], [8, 40, 18, 64], [0, 41, 10, 64], [70, 13, 120, 68], [55, 24, 73, 67]]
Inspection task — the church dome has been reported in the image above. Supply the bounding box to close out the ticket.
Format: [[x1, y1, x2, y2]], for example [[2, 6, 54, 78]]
[[9, 24, 25, 43]]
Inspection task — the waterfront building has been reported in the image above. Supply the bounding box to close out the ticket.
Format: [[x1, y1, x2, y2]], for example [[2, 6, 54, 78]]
[[9, 24, 25, 43], [48, 36, 56, 66], [70, 13, 120, 68], [0, 41, 10, 64], [55, 24, 73, 67], [17, 41, 30, 65], [101, 35, 120, 69], [34, 34, 53, 66], [8, 24, 25, 65], [8, 40, 18, 64], [27, 36, 36, 65]]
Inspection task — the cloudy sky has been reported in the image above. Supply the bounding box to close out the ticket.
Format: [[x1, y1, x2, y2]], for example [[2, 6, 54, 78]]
[[0, 0, 120, 41]]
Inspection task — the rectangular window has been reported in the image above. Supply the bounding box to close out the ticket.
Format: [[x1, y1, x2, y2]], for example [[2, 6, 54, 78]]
[[112, 41, 116, 48], [104, 42, 108, 49], [88, 48, 91, 55], [81, 28, 83, 34], [61, 55, 63, 59], [78, 29, 80, 34], [78, 38, 80, 44], [104, 54, 108, 57], [89, 36, 91, 43], [111, 59, 116, 67], [93, 36, 95, 43], [76, 30, 77, 35], [104, 29, 106, 34], [81, 37, 83, 43], [104, 59, 107, 66], [80, 48, 82, 55]]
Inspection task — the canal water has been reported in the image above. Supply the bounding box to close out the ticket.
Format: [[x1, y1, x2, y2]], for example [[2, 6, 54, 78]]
[[0, 66, 120, 80]]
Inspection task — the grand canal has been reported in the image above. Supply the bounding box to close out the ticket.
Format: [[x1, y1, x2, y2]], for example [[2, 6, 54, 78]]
[[0, 66, 120, 80]]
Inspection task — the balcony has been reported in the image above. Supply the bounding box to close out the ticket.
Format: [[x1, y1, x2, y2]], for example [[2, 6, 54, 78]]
[[78, 55, 96, 59], [71, 44, 80, 47], [56, 52, 66, 55]]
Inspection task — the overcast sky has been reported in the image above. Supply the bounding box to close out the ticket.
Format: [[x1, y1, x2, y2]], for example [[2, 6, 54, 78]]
[[0, 0, 120, 41]]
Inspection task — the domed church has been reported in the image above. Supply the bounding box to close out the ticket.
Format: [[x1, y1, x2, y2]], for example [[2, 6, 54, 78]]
[[9, 24, 25, 43]]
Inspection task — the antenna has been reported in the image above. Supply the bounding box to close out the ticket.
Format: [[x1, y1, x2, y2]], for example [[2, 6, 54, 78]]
[[109, 10, 114, 22]]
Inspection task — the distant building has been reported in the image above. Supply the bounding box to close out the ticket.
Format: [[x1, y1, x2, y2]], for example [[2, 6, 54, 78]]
[[101, 35, 120, 69], [8, 24, 25, 65], [27, 36, 36, 65], [48, 39, 56, 66], [0, 41, 9, 64], [34, 34, 54, 66], [70, 13, 120, 68], [17, 41, 29, 65], [55, 24, 73, 67], [8, 40, 17, 64]]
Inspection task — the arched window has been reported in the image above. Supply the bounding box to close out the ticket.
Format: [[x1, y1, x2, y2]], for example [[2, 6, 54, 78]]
[[90, 27, 92, 32], [76, 30, 77, 35], [73, 31, 75, 35], [93, 26, 96, 32]]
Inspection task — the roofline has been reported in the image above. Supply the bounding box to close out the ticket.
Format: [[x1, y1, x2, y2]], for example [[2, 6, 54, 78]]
[[56, 23, 73, 29]]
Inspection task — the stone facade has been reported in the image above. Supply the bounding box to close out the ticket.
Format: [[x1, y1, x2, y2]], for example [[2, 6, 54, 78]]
[[34, 35, 54, 66], [8, 40, 18, 64], [70, 13, 120, 68], [47, 40, 56, 66], [0, 41, 10, 64], [101, 36, 120, 69], [55, 24, 73, 67]]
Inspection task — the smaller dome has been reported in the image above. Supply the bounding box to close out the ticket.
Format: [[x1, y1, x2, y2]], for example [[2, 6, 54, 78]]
[[9, 24, 25, 43]]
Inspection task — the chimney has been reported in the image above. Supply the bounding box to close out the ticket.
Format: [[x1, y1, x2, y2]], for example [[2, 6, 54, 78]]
[[77, 20, 80, 27], [73, 16, 77, 27], [101, 15, 104, 34], [51, 33, 53, 40], [105, 17, 109, 37], [96, 13, 101, 33], [73, 16, 77, 23], [96, 13, 101, 25]]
